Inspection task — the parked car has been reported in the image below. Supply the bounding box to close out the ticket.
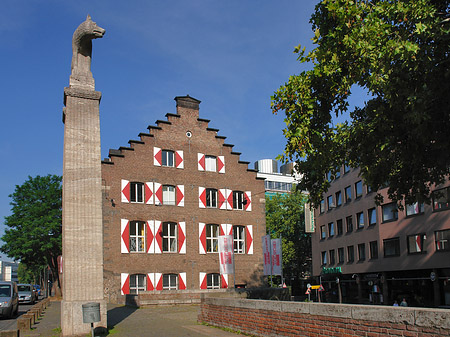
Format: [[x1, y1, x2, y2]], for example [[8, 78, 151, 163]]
[[0, 281, 19, 319], [17, 284, 37, 304], [33, 284, 41, 297]]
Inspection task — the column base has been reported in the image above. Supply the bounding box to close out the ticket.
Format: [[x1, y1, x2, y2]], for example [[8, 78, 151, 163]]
[[61, 299, 107, 336]]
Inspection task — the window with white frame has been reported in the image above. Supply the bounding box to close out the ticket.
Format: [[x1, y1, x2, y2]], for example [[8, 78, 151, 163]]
[[382, 203, 398, 222], [407, 233, 426, 254], [233, 225, 245, 254], [129, 274, 146, 294], [233, 191, 244, 210], [206, 224, 219, 253], [162, 274, 178, 290], [162, 150, 174, 167], [162, 222, 177, 252], [130, 182, 144, 203], [205, 155, 217, 172], [405, 202, 424, 216], [207, 273, 220, 289], [130, 221, 145, 252], [206, 188, 217, 208], [435, 229, 450, 251], [163, 185, 176, 205]]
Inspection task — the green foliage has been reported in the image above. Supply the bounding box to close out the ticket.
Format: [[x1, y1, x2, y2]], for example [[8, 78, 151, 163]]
[[265, 190, 311, 280], [1, 175, 62, 287], [272, 0, 450, 207], [18, 263, 35, 284]]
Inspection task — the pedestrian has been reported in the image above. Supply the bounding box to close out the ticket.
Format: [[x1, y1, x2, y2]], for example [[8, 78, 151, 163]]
[[400, 298, 408, 307], [393, 300, 399, 306]]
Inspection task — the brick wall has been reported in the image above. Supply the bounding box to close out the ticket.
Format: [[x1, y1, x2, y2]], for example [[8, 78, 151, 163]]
[[198, 298, 450, 337]]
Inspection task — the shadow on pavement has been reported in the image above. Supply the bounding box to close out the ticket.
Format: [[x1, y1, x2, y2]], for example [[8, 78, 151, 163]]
[[107, 305, 138, 328]]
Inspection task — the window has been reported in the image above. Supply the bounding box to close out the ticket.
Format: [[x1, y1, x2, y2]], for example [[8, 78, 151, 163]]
[[233, 226, 245, 254], [407, 233, 426, 254], [162, 222, 177, 253], [338, 247, 344, 264], [335, 169, 341, 179], [344, 186, 352, 203], [432, 186, 450, 211], [205, 155, 217, 172], [162, 150, 174, 167], [370, 241, 378, 259], [163, 185, 176, 205], [206, 224, 219, 253], [206, 188, 217, 208], [356, 212, 365, 229], [163, 274, 178, 290], [130, 221, 145, 252], [321, 251, 327, 265], [233, 191, 244, 210], [130, 182, 144, 203], [346, 215, 353, 233], [320, 225, 326, 239], [347, 246, 354, 262], [336, 219, 343, 236], [207, 273, 220, 289], [358, 243, 366, 261], [335, 191, 342, 206], [344, 164, 351, 174], [368, 208, 377, 226], [329, 250, 335, 265], [320, 199, 325, 214], [435, 229, 450, 251], [129, 274, 146, 294], [382, 203, 398, 222], [327, 171, 332, 182], [406, 202, 424, 216], [327, 195, 334, 210], [328, 222, 335, 237], [384, 238, 400, 257], [355, 181, 363, 198]]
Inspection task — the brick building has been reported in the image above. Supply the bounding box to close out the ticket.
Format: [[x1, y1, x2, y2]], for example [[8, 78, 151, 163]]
[[101, 96, 266, 303], [311, 166, 450, 307]]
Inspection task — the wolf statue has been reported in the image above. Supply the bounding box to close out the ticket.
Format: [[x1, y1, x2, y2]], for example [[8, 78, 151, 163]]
[[70, 15, 105, 89]]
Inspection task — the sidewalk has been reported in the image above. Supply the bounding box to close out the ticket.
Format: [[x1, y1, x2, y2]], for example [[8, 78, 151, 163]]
[[22, 300, 241, 337]]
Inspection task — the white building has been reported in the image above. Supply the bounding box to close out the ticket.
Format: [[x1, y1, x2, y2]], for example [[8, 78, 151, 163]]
[[0, 261, 19, 282], [255, 159, 300, 197]]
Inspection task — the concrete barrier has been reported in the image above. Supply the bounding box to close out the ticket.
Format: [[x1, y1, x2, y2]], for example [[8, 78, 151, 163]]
[[0, 330, 19, 337]]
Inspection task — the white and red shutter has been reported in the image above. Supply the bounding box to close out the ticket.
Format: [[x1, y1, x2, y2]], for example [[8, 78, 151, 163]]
[[145, 182, 154, 205], [121, 219, 130, 253], [199, 223, 206, 254], [154, 147, 162, 166], [244, 191, 252, 211], [121, 179, 130, 203], [219, 189, 227, 210], [218, 156, 225, 174], [226, 189, 233, 210], [179, 272, 187, 290], [176, 185, 184, 207], [199, 187, 206, 208], [227, 224, 233, 236], [121, 273, 130, 295], [178, 222, 186, 254], [221, 274, 228, 289], [415, 235, 422, 252], [198, 153, 205, 171], [146, 273, 155, 291], [246, 225, 253, 254], [175, 150, 184, 169], [154, 182, 162, 205], [154, 273, 163, 291], [154, 220, 163, 254], [146, 220, 155, 254], [199, 272, 207, 289]]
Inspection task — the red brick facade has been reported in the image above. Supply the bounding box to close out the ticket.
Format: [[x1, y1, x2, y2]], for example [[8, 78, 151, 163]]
[[101, 96, 266, 303]]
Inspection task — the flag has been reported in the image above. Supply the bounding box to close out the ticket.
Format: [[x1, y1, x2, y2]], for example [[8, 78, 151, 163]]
[[271, 238, 282, 276], [262, 235, 272, 275], [218, 235, 234, 274]]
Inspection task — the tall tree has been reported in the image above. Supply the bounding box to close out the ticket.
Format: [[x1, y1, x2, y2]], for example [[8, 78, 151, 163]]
[[272, 0, 450, 207], [265, 190, 311, 282], [1, 175, 62, 290]]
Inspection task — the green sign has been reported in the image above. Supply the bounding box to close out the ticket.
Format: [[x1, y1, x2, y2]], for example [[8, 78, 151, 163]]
[[322, 267, 342, 274]]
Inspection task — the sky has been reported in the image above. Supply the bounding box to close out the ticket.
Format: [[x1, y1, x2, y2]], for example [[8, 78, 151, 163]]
[[0, 0, 357, 260]]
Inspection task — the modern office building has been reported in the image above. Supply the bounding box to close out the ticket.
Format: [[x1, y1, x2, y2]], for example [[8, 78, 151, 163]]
[[0, 261, 19, 282], [101, 96, 266, 303], [255, 159, 299, 197], [311, 166, 450, 307]]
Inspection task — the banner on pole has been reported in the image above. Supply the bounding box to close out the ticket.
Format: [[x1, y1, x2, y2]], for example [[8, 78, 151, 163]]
[[218, 235, 234, 275], [262, 235, 272, 275], [271, 238, 282, 276], [304, 203, 315, 233]]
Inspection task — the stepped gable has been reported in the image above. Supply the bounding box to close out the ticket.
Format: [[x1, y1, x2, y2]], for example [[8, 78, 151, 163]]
[[101, 95, 257, 173]]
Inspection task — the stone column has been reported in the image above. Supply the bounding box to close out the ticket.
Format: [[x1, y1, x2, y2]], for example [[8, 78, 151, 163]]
[[61, 16, 106, 336]]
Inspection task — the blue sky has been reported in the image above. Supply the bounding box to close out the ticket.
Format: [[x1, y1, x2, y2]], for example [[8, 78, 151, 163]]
[[0, 1, 346, 259]]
